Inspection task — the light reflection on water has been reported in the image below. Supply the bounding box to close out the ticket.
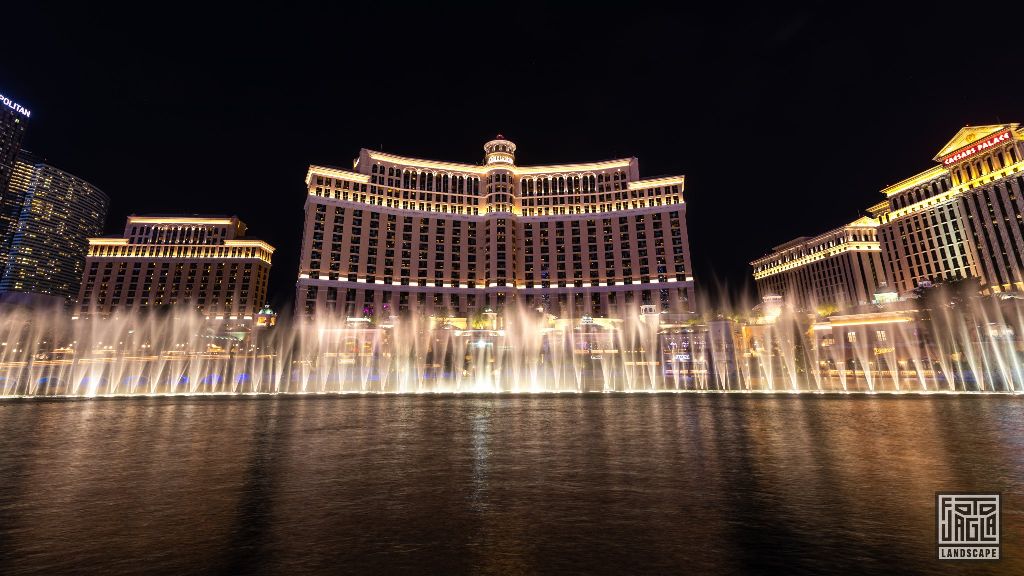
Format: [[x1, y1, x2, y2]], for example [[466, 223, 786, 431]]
[[0, 395, 1021, 575]]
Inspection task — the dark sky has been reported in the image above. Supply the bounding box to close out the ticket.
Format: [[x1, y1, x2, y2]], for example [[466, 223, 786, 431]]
[[3, 3, 1022, 308]]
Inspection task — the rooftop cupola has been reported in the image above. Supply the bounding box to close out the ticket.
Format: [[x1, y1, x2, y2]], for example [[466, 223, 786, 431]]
[[483, 135, 516, 166]]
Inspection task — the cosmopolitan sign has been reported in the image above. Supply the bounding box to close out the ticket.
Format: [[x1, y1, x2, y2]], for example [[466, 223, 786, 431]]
[[942, 130, 1012, 165], [0, 93, 31, 118]]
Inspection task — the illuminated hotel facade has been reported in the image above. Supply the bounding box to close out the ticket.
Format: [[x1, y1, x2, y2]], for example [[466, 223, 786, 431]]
[[78, 215, 274, 317], [297, 136, 694, 319], [751, 216, 886, 310], [752, 123, 1024, 307], [876, 124, 1024, 294]]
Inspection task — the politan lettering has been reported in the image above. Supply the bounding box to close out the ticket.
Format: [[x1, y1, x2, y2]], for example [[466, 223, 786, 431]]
[[0, 93, 31, 118], [943, 131, 1012, 165]]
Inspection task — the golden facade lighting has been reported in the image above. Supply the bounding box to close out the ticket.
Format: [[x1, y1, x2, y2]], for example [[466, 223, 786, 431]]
[[78, 215, 275, 317], [297, 136, 694, 319], [878, 124, 1024, 294], [754, 123, 1024, 306], [750, 217, 885, 310]]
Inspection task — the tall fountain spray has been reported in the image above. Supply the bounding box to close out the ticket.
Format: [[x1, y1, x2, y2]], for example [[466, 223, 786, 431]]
[[2, 283, 1023, 396]]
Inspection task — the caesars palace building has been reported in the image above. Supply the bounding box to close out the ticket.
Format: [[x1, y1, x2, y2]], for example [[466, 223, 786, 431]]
[[296, 136, 694, 319], [752, 123, 1024, 307]]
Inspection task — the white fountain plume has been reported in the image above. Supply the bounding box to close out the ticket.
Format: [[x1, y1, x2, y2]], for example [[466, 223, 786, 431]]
[[1, 279, 1022, 396]]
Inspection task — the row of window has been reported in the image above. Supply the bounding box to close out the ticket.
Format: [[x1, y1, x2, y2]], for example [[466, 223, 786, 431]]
[[881, 201, 966, 290], [127, 225, 230, 245], [304, 205, 687, 282], [754, 230, 876, 274], [80, 260, 268, 312], [301, 284, 690, 316]]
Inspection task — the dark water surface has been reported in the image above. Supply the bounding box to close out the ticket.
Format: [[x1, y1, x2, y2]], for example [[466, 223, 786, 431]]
[[0, 395, 1021, 575]]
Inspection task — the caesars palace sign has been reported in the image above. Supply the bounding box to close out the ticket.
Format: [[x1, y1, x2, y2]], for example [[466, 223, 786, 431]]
[[0, 93, 31, 118], [942, 130, 1013, 166]]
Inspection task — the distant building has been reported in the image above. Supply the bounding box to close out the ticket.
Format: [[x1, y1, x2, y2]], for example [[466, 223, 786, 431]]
[[255, 304, 278, 328], [750, 216, 885, 311], [298, 135, 694, 320], [78, 215, 274, 318], [0, 161, 109, 304], [0, 90, 31, 268], [752, 123, 1024, 307]]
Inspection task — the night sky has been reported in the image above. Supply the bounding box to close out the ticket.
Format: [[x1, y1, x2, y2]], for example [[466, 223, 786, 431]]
[[4, 4, 1022, 309]]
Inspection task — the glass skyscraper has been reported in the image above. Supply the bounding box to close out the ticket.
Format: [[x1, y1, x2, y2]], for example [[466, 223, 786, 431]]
[[0, 90, 31, 277], [0, 161, 109, 304]]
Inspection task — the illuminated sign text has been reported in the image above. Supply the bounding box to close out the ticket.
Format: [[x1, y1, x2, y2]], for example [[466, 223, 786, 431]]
[[0, 93, 31, 118], [942, 130, 1012, 165]]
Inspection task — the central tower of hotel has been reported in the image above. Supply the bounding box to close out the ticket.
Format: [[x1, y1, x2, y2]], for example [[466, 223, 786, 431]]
[[297, 136, 694, 319]]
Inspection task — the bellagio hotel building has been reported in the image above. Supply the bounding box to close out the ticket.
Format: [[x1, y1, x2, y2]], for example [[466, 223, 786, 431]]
[[753, 123, 1024, 306], [297, 136, 694, 319]]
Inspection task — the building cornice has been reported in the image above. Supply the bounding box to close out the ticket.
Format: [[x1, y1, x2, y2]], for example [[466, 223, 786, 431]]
[[881, 160, 1024, 222], [752, 241, 881, 280], [126, 216, 237, 226], [224, 239, 276, 253], [358, 150, 638, 177], [751, 217, 880, 278], [513, 158, 637, 176], [306, 165, 371, 186], [629, 176, 685, 190], [880, 165, 947, 197]]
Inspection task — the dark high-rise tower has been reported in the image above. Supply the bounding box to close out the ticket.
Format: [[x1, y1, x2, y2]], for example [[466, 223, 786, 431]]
[[0, 162, 109, 305], [0, 150, 42, 279], [0, 90, 31, 250]]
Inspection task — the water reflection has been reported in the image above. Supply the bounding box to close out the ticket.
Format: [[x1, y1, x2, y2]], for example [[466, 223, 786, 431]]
[[0, 396, 1020, 575]]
